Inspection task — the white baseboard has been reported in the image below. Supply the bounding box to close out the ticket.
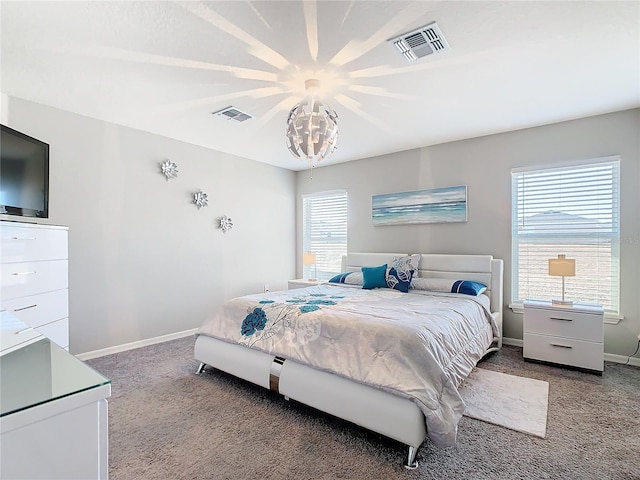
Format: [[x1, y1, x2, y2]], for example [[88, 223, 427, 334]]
[[76, 328, 198, 361], [502, 337, 523, 347], [604, 352, 640, 367], [76, 331, 640, 367], [502, 337, 639, 366]]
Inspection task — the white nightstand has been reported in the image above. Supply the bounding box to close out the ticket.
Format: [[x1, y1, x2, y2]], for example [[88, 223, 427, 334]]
[[288, 279, 322, 290], [523, 300, 604, 373]]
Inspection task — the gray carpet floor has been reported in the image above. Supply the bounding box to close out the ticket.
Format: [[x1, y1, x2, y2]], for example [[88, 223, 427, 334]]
[[86, 337, 640, 480]]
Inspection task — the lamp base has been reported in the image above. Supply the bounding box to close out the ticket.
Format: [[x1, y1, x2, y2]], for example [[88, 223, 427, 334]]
[[552, 299, 574, 306]]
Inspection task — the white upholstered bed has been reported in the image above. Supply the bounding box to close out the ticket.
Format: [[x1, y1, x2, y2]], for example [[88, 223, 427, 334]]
[[194, 253, 503, 468]]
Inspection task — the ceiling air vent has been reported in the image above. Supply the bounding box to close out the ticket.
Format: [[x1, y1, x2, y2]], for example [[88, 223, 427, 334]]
[[212, 106, 253, 123], [389, 22, 449, 62]]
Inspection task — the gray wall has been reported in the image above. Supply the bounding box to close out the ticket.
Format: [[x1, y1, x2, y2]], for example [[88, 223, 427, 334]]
[[4, 95, 638, 359], [297, 109, 640, 358], [3, 97, 296, 355]]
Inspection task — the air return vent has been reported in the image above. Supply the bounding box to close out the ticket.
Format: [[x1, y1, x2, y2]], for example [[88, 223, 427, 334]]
[[389, 22, 449, 62], [212, 106, 253, 123]]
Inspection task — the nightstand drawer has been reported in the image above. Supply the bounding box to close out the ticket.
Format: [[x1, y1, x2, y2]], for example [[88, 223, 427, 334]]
[[524, 307, 602, 342], [523, 333, 603, 371]]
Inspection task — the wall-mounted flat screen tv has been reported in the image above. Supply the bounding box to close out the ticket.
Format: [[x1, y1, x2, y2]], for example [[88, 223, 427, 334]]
[[0, 125, 49, 218]]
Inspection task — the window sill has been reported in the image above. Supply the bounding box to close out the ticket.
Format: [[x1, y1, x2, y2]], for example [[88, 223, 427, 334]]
[[508, 302, 623, 325]]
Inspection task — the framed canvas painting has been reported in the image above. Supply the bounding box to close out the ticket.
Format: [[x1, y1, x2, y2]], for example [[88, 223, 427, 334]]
[[372, 185, 467, 226]]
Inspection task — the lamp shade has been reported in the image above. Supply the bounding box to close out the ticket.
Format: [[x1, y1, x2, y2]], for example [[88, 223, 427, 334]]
[[548, 254, 575, 277], [303, 252, 317, 266]]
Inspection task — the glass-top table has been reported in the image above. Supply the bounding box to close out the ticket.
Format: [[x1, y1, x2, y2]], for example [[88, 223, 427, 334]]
[[0, 313, 110, 417]]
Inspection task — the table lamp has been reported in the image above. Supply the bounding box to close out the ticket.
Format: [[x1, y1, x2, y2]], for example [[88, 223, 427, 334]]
[[303, 252, 317, 281], [548, 254, 575, 305]]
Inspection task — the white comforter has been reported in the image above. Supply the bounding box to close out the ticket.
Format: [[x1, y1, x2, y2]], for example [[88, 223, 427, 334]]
[[197, 284, 497, 447]]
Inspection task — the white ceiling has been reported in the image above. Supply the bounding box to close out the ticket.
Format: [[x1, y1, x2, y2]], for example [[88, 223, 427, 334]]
[[1, 1, 638, 171]]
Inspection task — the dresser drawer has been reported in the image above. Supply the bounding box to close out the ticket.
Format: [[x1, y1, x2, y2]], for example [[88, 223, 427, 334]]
[[37, 318, 69, 350], [524, 307, 602, 342], [0, 224, 68, 263], [0, 311, 44, 355], [1, 289, 69, 329], [523, 332, 603, 371], [0, 260, 68, 301]]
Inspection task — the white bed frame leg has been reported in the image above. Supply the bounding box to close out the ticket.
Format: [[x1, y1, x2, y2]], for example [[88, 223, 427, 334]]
[[196, 362, 206, 375], [405, 446, 419, 470]]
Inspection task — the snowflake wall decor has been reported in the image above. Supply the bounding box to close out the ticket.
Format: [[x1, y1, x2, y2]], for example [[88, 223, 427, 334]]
[[193, 190, 208, 209], [219, 215, 233, 233], [160, 160, 178, 180]]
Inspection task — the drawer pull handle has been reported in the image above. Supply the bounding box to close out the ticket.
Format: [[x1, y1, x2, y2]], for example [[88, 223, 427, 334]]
[[550, 317, 572, 322], [10, 236, 37, 240], [16, 327, 35, 335], [550, 343, 573, 349], [14, 304, 37, 312], [11, 271, 36, 276]]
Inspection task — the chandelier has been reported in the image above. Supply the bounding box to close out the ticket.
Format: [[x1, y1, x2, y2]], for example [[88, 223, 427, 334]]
[[286, 79, 339, 164]]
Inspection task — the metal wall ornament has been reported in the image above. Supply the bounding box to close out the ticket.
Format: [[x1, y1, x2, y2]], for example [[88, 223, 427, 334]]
[[219, 215, 233, 233], [193, 190, 208, 209], [160, 160, 178, 180]]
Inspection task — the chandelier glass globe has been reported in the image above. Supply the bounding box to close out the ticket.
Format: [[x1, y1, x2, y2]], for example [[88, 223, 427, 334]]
[[286, 79, 339, 163]]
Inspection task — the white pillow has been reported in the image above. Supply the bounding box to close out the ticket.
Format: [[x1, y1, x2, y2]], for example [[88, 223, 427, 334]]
[[345, 271, 364, 286], [411, 277, 487, 296], [411, 278, 454, 292]]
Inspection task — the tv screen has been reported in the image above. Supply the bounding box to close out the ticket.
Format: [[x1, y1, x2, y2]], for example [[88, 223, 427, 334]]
[[0, 125, 49, 218]]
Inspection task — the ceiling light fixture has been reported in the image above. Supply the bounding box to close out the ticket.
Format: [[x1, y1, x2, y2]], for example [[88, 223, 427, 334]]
[[286, 79, 339, 165]]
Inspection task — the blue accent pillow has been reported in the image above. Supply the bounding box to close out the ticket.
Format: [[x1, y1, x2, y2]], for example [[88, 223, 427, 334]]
[[451, 280, 487, 296], [362, 264, 388, 290], [386, 267, 414, 293], [329, 272, 351, 283]]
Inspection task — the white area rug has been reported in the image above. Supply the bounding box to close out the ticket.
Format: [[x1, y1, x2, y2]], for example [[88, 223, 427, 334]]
[[459, 368, 549, 438]]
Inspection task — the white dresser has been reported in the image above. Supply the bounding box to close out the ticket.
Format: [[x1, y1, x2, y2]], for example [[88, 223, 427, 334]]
[[0, 221, 69, 350], [523, 300, 604, 373]]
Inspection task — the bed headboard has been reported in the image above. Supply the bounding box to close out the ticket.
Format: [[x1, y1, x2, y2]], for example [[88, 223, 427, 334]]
[[416, 254, 503, 317], [342, 253, 407, 273], [342, 252, 504, 316]]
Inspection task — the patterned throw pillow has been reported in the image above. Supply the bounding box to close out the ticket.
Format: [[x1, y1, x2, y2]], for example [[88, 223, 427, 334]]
[[328, 272, 363, 286], [329, 272, 351, 283], [392, 254, 420, 282], [451, 280, 487, 296], [411, 277, 487, 296], [386, 267, 414, 293]]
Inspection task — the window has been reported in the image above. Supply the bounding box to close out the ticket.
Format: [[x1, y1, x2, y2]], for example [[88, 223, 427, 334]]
[[302, 190, 348, 281], [511, 157, 620, 313]]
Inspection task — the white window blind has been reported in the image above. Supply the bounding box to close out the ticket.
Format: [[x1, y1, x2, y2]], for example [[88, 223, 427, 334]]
[[511, 157, 620, 312], [302, 190, 348, 281]]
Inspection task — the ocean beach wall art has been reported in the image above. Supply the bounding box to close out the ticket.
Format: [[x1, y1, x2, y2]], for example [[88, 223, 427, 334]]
[[372, 185, 467, 226]]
